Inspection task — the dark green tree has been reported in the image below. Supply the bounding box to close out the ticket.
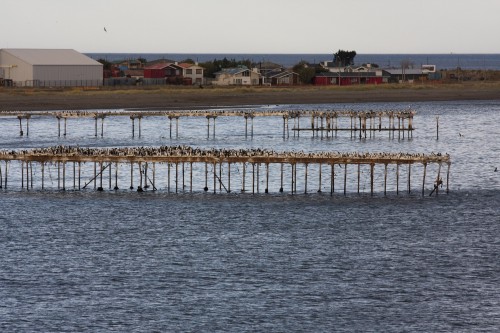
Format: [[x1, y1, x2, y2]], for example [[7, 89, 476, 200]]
[[333, 49, 357, 67], [293, 61, 316, 84], [97, 58, 112, 70], [199, 58, 253, 77]]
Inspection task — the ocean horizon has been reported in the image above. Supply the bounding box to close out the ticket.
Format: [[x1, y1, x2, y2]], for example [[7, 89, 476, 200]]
[[86, 52, 500, 70]]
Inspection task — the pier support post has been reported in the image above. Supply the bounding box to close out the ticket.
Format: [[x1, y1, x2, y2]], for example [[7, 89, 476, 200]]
[[19, 117, 24, 136], [114, 162, 119, 190], [344, 163, 347, 196], [152, 162, 156, 191], [228, 163, 231, 193], [422, 163, 427, 196], [384, 164, 388, 196], [318, 163, 322, 193], [62, 162, 66, 191], [436, 116, 439, 140], [213, 162, 216, 194], [168, 163, 171, 192], [108, 162, 112, 189], [265, 163, 269, 193], [245, 116, 248, 139], [206, 117, 210, 139], [252, 163, 255, 194], [242, 163, 246, 192], [396, 164, 400, 195], [279, 163, 284, 192], [93, 162, 97, 189], [57, 162, 60, 190], [407, 163, 411, 194], [4, 162, 7, 189], [169, 117, 173, 139], [304, 163, 308, 194], [137, 162, 143, 192], [176, 162, 179, 193], [21, 161, 24, 189], [370, 163, 374, 196], [41, 162, 45, 190], [204, 163, 208, 192], [78, 162, 81, 190], [98, 162, 103, 191], [256, 163, 260, 193], [130, 163, 134, 190], [330, 164, 334, 195], [190, 162, 193, 193], [357, 164, 361, 194]]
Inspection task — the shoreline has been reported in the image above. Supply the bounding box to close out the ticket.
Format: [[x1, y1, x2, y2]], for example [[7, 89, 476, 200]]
[[1, 83, 500, 111]]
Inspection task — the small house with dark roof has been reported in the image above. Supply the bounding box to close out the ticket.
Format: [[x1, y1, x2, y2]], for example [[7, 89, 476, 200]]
[[263, 69, 299, 86]]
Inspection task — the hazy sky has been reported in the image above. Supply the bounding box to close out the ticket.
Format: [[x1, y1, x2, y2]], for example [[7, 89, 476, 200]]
[[2, 0, 499, 54]]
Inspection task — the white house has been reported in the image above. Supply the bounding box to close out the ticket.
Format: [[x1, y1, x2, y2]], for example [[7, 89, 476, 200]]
[[212, 66, 260, 86]]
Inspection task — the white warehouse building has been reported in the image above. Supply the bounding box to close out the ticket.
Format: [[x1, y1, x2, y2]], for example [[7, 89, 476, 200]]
[[0, 49, 103, 87]]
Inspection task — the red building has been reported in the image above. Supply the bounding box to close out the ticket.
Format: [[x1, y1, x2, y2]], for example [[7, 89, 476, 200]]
[[313, 71, 390, 86], [144, 63, 171, 78], [143, 62, 196, 85]]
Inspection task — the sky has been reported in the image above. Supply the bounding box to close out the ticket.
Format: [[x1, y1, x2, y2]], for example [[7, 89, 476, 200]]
[[1, 0, 500, 54]]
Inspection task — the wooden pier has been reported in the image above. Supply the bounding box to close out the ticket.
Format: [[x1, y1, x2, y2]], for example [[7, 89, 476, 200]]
[[1, 109, 415, 139], [0, 146, 450, 196]]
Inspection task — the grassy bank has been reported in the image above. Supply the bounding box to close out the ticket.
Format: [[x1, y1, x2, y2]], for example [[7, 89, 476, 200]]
[[1, 81, 500, 111]]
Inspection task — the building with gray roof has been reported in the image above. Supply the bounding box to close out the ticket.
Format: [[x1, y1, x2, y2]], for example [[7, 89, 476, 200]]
[[0, 49, 103, 87]]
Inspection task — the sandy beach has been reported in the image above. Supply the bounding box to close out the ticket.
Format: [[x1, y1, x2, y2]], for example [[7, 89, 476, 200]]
[[1, 82, 500, 111]]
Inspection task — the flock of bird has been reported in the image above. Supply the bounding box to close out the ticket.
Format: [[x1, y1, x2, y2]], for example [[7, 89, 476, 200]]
[[0, 145, 449, 163], [2, 109, 415, 120]]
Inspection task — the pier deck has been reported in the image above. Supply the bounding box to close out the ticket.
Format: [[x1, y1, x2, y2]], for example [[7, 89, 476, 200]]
[[1, 108, 415, 139], [0, 146, 450, 196]]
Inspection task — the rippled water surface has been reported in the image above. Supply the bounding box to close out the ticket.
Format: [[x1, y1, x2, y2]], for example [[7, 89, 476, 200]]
[[1, 101, 499, 332]]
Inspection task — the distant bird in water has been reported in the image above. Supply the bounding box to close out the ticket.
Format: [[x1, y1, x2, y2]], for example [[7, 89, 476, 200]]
[[495, 167, 498, 172], [104, 27, 107, 32], [459, 133, 463, 137]]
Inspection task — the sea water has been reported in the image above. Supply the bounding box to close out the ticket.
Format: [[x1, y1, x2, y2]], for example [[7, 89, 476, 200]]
[[0, 101, 499, 332], [87, 53, 500, 70]]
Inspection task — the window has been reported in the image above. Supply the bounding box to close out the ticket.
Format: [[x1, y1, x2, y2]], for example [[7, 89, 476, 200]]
[[186, 69, 192, 75], [196, 69, 202, 75]]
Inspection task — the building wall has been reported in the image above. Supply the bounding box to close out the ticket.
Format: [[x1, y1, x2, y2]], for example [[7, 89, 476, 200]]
[[313, 76, 384, 86], [144, 68, 166, 78], [183, 65, 204, 85], [0, 50, 33, 82], [32, 65, 102, 86]]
